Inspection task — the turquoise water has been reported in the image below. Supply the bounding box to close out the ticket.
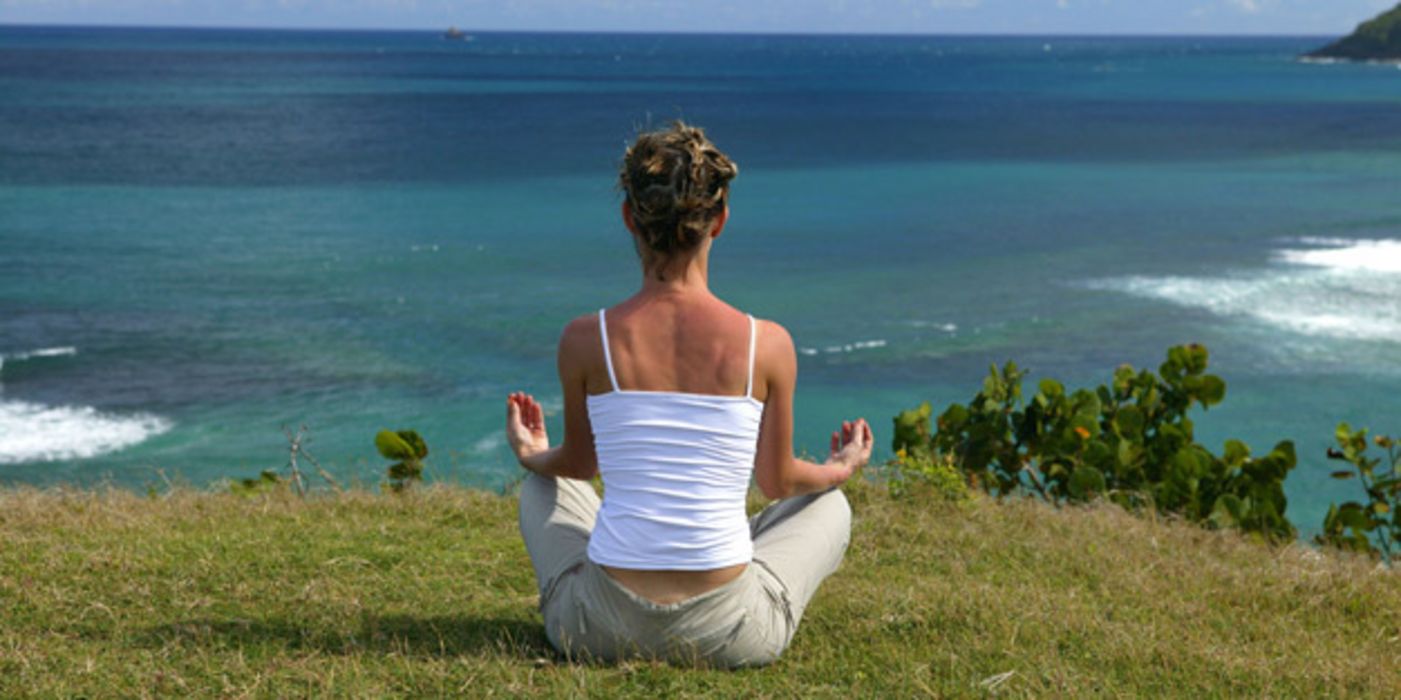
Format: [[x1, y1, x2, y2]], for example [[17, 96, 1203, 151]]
[[3, 27, 1400, 535]]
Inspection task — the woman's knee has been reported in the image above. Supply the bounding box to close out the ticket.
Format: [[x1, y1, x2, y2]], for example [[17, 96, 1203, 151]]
[[517, 472, 555, 529], [819, 487, 852, 540]]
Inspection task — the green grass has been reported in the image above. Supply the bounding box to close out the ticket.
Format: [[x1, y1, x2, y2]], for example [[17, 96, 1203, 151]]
[[3, 481, 1399, 697]]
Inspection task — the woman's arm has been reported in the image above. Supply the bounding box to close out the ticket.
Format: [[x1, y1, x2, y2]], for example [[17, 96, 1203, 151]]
[[752, 320, 873, 500], [505, 317, 599, 480]]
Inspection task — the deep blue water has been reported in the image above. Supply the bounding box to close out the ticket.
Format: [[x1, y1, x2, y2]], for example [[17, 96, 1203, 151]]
[[3, 26, 1400, 536]]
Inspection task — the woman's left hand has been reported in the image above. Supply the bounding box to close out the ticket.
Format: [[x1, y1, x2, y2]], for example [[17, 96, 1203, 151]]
[[827, 417, 874, 481], [506, 392, 550, 465]]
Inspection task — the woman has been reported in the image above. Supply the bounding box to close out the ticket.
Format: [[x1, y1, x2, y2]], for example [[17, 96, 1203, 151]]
[[505, 122, 873, 668]]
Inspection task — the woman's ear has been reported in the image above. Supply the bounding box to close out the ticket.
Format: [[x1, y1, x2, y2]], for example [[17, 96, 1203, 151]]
[[621, 200, 638, 235], [710, 204, 729, 240]]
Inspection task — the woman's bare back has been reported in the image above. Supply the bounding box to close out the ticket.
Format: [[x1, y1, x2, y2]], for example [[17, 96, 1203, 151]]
[[585, 293, 766, 403]]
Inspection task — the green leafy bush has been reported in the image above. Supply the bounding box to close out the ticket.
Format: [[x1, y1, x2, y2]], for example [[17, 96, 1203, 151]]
[[1317, 424, 1401, 562], [375, 429, 429, 493], [882, 404, 969, 502], [894, 345, 1296, 541]]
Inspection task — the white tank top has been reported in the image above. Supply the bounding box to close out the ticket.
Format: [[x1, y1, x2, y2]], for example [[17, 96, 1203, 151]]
[[585, 308, 764, 570]]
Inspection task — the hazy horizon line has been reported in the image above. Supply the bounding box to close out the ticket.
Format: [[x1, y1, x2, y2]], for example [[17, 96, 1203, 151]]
[[0, 21, 1341, 40]]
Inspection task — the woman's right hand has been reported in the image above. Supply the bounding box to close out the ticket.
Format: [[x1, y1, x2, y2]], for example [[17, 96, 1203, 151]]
[[506, 391, 551, 467], [826, 418, 874, 482]]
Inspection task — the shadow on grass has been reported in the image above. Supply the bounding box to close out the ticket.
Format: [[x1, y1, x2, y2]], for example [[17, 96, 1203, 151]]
[[139, 612, 552, 659]]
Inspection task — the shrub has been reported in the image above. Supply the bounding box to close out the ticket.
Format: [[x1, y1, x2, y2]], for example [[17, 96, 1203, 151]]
[[1317, 423, 1401, 562], [375, 429, 429, 493], [882, 407, 970, 502], [894, 345, 1296, 541]]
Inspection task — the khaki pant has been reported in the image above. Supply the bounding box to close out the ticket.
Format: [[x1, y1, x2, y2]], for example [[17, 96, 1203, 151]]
[[517, 472, 851, 668]]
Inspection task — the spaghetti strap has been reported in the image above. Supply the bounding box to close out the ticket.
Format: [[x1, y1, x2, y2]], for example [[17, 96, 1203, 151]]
[[599, 308, 619, 392], [745, 314, 758, 399]]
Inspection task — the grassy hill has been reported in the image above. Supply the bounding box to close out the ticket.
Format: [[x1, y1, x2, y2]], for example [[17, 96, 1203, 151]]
[[1307, 3, 1401, 60], [3, 482, 1400, 697]]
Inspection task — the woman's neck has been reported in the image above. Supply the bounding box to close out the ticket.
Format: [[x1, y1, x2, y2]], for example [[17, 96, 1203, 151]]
[[638, 247, 711, 298]]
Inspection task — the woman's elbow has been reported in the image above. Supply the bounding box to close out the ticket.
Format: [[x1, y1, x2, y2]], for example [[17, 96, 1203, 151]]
[[567, 463, 598, 481], [560, 443, 598, 480], [754, 468, 792, 501]]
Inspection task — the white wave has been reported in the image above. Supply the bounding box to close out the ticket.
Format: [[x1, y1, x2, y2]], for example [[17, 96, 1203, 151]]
[[904, 320, 959, 333], [0, 399, 172, 465], [1289, 236, 1358, 247], [1086, 238, 1401, 344], [801, 339, 888, 356], [0, 346, 77, 374], [1274, 238, 1401, 274]]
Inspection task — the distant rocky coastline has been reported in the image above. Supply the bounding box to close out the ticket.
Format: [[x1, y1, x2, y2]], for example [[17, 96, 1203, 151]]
[[1304, 3, 1401, 61]]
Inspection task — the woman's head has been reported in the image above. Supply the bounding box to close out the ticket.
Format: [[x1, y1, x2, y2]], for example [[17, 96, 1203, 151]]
[[619, 122, 738, 274]]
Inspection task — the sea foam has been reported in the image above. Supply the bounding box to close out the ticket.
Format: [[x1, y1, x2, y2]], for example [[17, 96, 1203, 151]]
[[0, 346, 171, 464], [1086, 238, 1401, 345], [0, 346, 77, 373], [1274, 238, 1401, 274], [0, 400, 172, 465], [799, 339, 888, 356]]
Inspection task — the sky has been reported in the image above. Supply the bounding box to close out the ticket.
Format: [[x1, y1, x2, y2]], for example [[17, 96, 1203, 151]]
[[0, 0, 1396, 36]]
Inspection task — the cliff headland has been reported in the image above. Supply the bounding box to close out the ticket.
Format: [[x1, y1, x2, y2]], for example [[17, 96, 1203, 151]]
[[1306, 3, 1401, 61]]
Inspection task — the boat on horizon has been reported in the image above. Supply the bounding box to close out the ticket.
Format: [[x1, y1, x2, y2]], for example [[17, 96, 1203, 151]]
[[443, 26, 472, 41]]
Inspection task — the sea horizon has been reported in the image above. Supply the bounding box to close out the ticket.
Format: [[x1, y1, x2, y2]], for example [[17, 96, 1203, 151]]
[[0, 22, 1343, 40]]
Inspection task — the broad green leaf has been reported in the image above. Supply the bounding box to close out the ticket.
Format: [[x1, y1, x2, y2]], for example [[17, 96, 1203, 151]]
[[1069, 465, 1106, 500], [1184, 344, 1209, 374], [1337, 503, 1372, 531], [1197, 375, 1226, 406], [1268, 441, 1296, 470], [1117, 440, 1140, 469], [375, 430, 414, 460], [1222, 439, 1250, 466], [939, 404, 969, 431], [1113, 406, 1145, 437], [397, 430, 429, 459], [1336, 422, 1354, 445], [1210, 494, 1243, 528]]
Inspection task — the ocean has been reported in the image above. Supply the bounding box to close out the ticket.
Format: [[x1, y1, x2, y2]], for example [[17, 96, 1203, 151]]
[[3, 26, 1400, 535]]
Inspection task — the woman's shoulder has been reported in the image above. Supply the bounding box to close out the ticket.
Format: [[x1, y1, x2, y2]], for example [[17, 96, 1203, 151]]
[[697, 301, 793, 355], [754, 317, 794, 360], [745, 313, 791, 345], [556, 311, 604, 358], [557, 302, 793, 352], [561, 309, 602, 333]]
